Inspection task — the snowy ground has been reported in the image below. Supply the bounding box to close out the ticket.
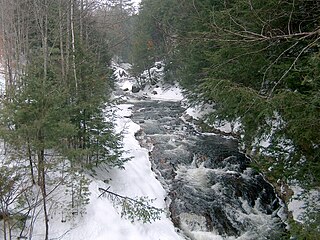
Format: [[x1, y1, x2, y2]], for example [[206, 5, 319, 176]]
[[0, 61, 185, 240], [119, 80, 184, 102], [29, 75, 186, 239], [1, 61, 317, 239], [182, 104, 241, 136], [32, 102, 185, 240], [114, 61, 184, 102], [288, 184, 320, 224]]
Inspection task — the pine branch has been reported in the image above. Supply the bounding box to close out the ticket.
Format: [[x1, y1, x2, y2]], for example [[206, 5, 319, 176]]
[[98, 187, 164, 223]]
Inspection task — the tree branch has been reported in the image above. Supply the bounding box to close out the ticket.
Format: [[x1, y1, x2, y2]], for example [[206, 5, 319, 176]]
[[98, 187, 161, 211], [268, 36, 320, 98]]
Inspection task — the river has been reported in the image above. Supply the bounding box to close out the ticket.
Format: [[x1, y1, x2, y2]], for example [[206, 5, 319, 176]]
[[127, 97, 285, 240]]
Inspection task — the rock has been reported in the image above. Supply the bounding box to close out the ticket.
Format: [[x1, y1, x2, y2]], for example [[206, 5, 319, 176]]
[[130, 100, 285, 239], [132, 85, 140, 93], [123, 88, 129, 92], [119, 69, 127, 77], [182, 113, 193, 122], [141, 83, 146, 90], [152, 90, 158, 95], [156, 63, 162, 69], [151, 79, 158, 85]]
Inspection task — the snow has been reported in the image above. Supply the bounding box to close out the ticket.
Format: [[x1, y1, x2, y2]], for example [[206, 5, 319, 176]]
[[42, 180, 180, 240], [113, 59, 184, 102], [35, 94, 185, 239], [71, 81, 185, 240], [287, 184, 320, 225], [211, 120, 240, 134], [108, 61, 320, 239], [185, 104, 213, 121], [144, 84, 184, 101], [0, 61, 186, 240], [288, 185, 306, 223], [120, 79, 134, 91], [2, 59, 317, 240], [183, 103, 241, 136], [129, 0, 141, 12]]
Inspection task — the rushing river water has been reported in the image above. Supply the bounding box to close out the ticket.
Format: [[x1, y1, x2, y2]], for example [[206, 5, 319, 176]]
[[127, 98, 285, 240]]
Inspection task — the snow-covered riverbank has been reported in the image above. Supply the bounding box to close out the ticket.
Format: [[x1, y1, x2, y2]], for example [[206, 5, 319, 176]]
[[1, 61, 316, 240], [0, 62, 186, 240], [30, 66, 186, 240]]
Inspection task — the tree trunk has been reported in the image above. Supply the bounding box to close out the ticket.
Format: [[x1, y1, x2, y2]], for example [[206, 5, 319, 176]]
[[80, 0, 83, 43], [65, 2, 70, 78], [70, 0, 78, 94], [27, 138, 36, 185], [0, 0, 14, 99], [39, 0, 49, 237], [43, 0, 48, 83], [38, 147, 49, 240], [59, 0, 65, 82], [3, 215, 7, 240]]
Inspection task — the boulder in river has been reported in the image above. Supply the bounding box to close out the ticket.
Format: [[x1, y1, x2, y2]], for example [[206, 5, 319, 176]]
[[132, 85, 141, 93]]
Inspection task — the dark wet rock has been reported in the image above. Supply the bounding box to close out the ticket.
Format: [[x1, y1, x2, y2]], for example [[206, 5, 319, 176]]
[[123, 88, 129, 91], [151, 78, 158, 85], [182, 113, 193, 122], [132, 85, 140, 93], [156, 63, 162, 69], [119, 69, 127, 77]]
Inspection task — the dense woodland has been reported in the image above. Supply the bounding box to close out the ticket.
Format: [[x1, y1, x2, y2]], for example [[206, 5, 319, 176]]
[[0, 0, 319, 239], [131, 0, 320, 238], [0, 0, 133, 239]]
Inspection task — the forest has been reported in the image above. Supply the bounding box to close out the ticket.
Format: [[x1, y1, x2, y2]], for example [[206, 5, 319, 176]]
[[0, 0, 131, 239], [131, 0, 320, 238], [0, 0, 319, 239]]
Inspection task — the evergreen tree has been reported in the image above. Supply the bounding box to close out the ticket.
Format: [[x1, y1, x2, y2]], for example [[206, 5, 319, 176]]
[[132, 0, 320, 237], [130, 0, 171, 76], [0, 0, 127, 237]]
